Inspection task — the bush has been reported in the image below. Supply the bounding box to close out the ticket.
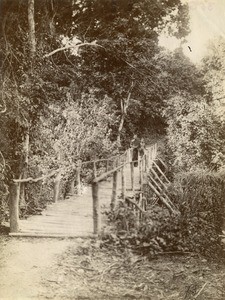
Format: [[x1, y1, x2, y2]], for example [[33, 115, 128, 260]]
[[169, 170, 225, 257], [163, 95, 225, 172], [103, 171, 225, 260]]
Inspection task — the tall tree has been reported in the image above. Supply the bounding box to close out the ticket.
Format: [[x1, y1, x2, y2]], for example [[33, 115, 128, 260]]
[[28, 0, 36, 58], [47, 0, 190, 141]]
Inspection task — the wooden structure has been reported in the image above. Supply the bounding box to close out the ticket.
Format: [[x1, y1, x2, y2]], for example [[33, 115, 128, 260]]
[[9, 143, 177, 237]]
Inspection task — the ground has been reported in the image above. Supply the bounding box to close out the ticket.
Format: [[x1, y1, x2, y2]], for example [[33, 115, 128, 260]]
[[0, 230, 225, 300]]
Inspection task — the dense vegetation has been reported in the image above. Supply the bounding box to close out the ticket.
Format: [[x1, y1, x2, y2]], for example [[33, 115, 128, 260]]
[[0, 0, 225, 258], [0, 0, 190, 219]]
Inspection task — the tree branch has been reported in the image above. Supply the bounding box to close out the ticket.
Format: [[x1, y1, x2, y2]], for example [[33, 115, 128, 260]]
[[0, 150, 6, 169], [0, 98, 7, 114], [43, 42, 103, 58]]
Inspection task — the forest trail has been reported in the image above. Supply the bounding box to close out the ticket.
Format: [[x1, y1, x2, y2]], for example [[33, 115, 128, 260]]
[[10, 163, 141, 237], [0, 164, 142, 299], [0, 237, 74, 299], [1, 236, 224, 300]]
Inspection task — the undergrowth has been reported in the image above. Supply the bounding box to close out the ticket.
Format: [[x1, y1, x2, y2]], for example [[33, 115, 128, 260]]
[[102, 171, 225, 261]]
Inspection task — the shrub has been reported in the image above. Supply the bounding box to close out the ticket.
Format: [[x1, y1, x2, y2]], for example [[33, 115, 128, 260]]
[[104, 171, 225, 260]]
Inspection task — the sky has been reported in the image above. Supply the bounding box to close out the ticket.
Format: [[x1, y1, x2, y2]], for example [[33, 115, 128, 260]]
[[159, 0, 225, 63]]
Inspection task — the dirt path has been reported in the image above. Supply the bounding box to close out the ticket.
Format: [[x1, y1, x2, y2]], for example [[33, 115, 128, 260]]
[[0, 236, 76, 299], [0, 236, 225, 300]]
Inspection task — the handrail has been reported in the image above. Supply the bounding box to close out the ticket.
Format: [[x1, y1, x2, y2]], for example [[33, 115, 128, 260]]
[[13, 169, 60, 183], [9, 143, 158, 234], [93, 164, 125, 183], [12, 153, 125, 183], [81, 154, 121, 165], [91, 146, 157, 234]]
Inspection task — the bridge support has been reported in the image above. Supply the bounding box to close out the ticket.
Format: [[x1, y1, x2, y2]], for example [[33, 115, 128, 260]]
[[53, 171, 61, 202], [9, 183, 20, 233], [111, 170, 118, 210], [92, 182, 100, 234], [121, 166, 126, 200], [130, 162, 134, 192]]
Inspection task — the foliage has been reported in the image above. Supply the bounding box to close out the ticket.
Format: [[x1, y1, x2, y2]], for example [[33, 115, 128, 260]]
[[50, 0, 190, 139], [104, 170, 225, 259], [163, 94, 225, 172], [0, 0, 192, 222], [57, 91, 117, 164], [202, 37, 225, 108], [169, 171, 225, 256]]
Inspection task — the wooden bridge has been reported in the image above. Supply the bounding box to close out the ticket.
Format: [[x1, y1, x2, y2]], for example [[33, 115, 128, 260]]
[[9, 144, 177, 238]]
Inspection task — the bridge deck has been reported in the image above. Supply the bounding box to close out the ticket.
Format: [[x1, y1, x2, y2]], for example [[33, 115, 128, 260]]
[[10, 164, 141, 237]]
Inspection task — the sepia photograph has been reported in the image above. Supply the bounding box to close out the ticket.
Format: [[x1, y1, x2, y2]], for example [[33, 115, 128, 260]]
[[0, 0, 225, 299]]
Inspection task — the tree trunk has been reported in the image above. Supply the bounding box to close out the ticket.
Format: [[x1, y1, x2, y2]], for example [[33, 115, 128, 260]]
[[117, 82, 134, 146], [28, 0, 36, 58], [20, 132, 29, 207]]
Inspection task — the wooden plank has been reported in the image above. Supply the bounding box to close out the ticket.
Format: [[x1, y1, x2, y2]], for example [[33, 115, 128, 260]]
[[9, 232, 97, 238], [150, 168, 168, 191], [152, 161, 170, 183], [148, 181, 176, 214]]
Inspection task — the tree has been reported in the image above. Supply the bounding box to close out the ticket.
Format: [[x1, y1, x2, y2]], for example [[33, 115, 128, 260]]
[[0, 0, 191, 221], [202, 37, 225, 116], [41, 0, 190, 141], [162, 43, 225, 172], [164, 94, 225, 172]]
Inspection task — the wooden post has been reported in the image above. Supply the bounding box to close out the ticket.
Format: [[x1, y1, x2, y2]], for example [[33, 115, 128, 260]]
[[20, 183, 26, 207], [9, 183, 20, 233], [143, 152, 147, 171], [77, 168, 81, 196], [121, 165, 126, 200], [111, 170, 118, 210], [106, 160, 109, 172], [92, 182, 100, 234], [130, 161, 134, 192], [155, 143, 157, 157], [93, 161, 97, 178], [149, 148, 153, 168], [69, 178, 75, 195], [128, 148, 132, 163], [139, 153, 141, 184], [140, 157, 143, 189], [53, 171, 61, 202]]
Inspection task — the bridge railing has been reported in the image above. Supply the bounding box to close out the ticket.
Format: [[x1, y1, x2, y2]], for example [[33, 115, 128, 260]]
[[91, 144, 158, 234], [8, 150, 129, 233], [9, 143, 158, 234]]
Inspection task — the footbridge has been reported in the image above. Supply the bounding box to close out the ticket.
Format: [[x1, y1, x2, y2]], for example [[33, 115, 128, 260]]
[[9, 144, 177, 237]]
